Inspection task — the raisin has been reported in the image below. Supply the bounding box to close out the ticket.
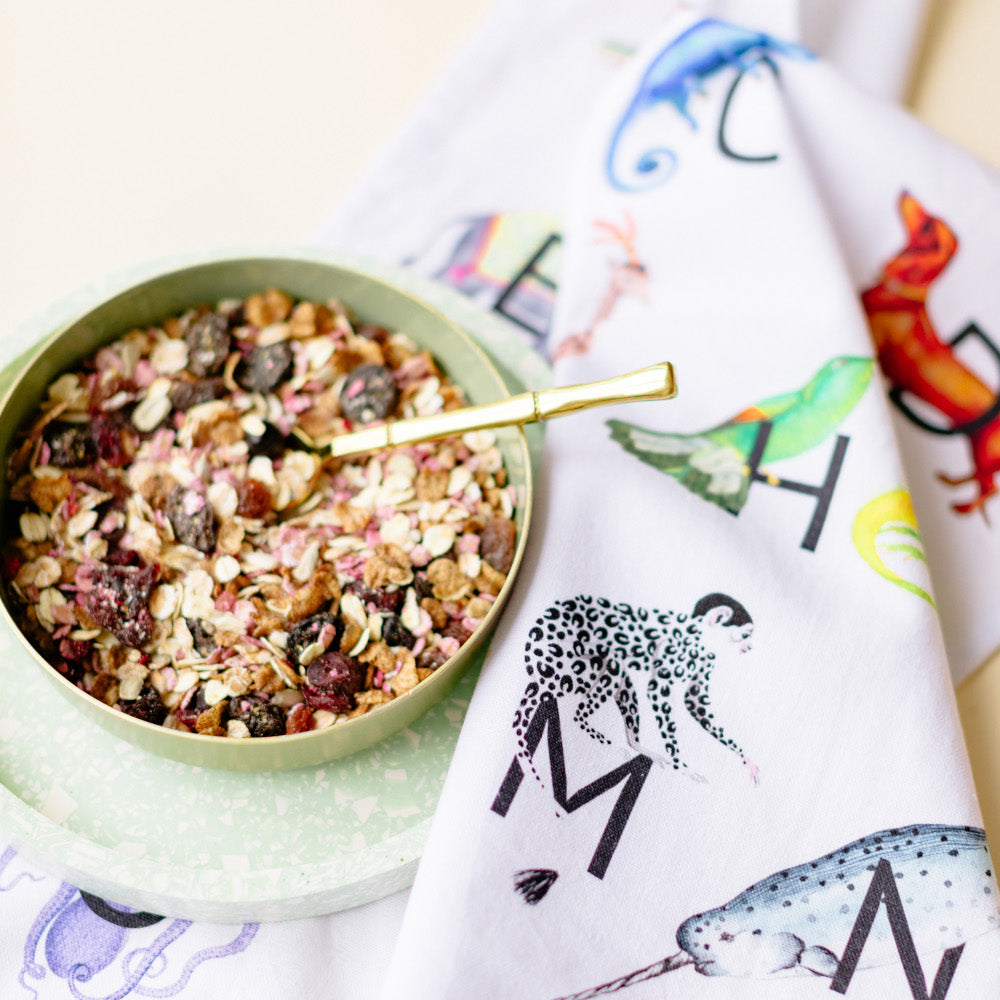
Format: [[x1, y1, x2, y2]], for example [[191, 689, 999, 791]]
[[186, 618, 215, 655], [285, 702, 314, 734], [417, 645, 449, 671], [302, 650, 364, 712], [413, 574, 434, 601], [175, 683, 226, 729], [286, 612, 341, 668], [83, 562, 157, 648], [230, 696, 285, 737], [236, 477, 272, 518], [237, 342, 293, 393], [185, 312, 231, 377], [71, 468, 130, 501], [169, 377, 226, 411], [117, 684, 167, 725], [338, 364, 398, 424], [45, 423, 96, 468], [90, 413, 132, 467], [443, 619, 473, 646], [245, 420, 287, 458], [165, 485, 217, 553], [355, 323, 391, 344], [382, 614, 416, 649], [480, 517, 516, 573], [344, 580, 402, 613]]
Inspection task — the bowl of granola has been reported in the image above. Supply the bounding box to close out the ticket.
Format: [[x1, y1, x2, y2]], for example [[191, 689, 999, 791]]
[[0, 258, 531, 770]]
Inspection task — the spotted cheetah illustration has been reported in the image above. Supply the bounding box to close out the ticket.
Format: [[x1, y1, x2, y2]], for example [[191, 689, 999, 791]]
[[513, 593, 758, 782]]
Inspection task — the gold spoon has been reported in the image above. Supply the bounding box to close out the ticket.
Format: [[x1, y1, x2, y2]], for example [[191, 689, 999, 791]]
[[297, 361, 676, 460]]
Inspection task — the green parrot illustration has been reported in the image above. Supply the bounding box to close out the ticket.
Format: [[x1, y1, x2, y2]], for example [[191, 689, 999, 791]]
[[607, 355, 874, 513]]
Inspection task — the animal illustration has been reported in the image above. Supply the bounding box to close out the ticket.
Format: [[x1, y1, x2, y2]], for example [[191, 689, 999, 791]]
[[607, 356, 873, 514], [553, 824, 999, 998], [853, 489, 934, 605], [513, 593, 758, 783], [551, 214, 650, 362], [404, 211, 563, 350], [862, 192, 1000, 518], [605, 17, 812, 191], [16, 878, 257, 998]]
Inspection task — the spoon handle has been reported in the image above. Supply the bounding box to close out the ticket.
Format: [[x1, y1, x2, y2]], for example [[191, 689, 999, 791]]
[[327, 361, 677, 459]]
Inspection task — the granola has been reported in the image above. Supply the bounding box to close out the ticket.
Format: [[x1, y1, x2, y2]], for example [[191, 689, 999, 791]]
[[2, 290, 517, 738]]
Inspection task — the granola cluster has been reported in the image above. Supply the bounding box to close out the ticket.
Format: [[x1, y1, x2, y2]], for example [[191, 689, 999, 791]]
[[2, 289, 517, 738]]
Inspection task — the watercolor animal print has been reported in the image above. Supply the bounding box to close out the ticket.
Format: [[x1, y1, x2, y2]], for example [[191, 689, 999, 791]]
[[862, 192, 1000, 518]]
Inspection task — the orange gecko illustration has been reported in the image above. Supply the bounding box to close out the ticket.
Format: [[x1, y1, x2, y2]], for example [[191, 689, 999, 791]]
[[861, 192, 1000, 517]]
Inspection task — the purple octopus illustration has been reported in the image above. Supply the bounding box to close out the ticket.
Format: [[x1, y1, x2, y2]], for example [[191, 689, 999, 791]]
[[553, 824, 999, 999], [606, 17, 813, 191], [13, 877, 257, 999]]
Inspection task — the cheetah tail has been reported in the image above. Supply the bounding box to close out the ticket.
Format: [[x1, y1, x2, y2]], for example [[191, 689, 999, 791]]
[[551, 951, 692, 999]]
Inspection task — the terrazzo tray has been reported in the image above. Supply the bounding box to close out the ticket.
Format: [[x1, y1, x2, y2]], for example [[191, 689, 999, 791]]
[[0, 251, 550, 922]]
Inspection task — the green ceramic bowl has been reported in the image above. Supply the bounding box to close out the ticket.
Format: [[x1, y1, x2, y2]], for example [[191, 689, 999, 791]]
[[0, 258, 532, 771]]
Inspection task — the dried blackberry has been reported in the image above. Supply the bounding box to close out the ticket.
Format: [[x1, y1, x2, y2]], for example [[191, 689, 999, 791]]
[[338, 364, 398, 424], [117, 684, 167, 725], [237, 341, 293, 393], [175, 683, 224, 730], [169, 377, 226, 411], [382, 614, 416, 649], [165, 485, 217, 553], [185, 312, 231, 377], [302, 651, 364, 713], [83, 562, 157, 648], [286, 612, 341, 668], [45, 423, 96, 468], [230, 697, 286, 737]]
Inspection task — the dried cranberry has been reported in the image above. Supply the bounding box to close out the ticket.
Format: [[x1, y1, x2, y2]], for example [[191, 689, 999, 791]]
[[355, 323, 391, 343], [165, 485, 217, 553], [169, 377, 226, 411], [286, 612, 341, 668], [117, 684, 167, 725], [344, 581, 402, 613], [235, 478, 272, 518], [245, 420, 287, 458], [338, 364, 398, 424], [104, 548, 142, 566], [480, 517, 516, 574], [382, 614, 416, 649], [185, 312, 231, 377], [83, 562, 157, 648], [302, 650, 364, 712], [236, 342, 293, 393], [59, 637, 92, 661], [45, 423, 96, 468], [90, 413, 132, 467], [230, 697, 285, 737]]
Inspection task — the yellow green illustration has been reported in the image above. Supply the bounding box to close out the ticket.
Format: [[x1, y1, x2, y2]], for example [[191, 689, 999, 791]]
[[852, 489, 933, 606]]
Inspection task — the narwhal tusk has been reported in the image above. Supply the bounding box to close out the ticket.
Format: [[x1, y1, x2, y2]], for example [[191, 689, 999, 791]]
[[552, 951, 693, 1000]]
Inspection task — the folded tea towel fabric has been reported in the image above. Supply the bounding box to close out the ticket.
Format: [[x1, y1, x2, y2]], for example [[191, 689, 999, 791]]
[[373, 7, 1000, 999]]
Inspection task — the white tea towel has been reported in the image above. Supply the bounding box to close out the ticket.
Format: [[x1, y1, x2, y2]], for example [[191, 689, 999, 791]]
[[379, 9, 999, 998]]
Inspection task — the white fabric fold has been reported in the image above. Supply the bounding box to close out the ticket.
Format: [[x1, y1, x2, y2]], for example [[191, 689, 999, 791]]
[[379, 9, 999, 998]]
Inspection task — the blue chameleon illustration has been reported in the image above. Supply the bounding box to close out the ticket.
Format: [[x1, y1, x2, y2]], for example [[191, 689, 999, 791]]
[[606, 17, 813, 191]]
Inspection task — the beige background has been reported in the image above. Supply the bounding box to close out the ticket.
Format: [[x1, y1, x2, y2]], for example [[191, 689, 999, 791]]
[[2, 0, 999, 837]]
